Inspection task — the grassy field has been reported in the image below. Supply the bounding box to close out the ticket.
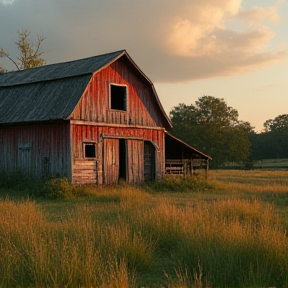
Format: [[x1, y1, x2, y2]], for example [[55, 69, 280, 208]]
[[253, 159, 288, 170], [0, 170, 288, 288]]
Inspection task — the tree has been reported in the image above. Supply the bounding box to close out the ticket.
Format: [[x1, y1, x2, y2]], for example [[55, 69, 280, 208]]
[[169, 96, 253, 168], [0, 30, 46, 71], [263, 114, 288, 158], [249, 130, 277, 160]]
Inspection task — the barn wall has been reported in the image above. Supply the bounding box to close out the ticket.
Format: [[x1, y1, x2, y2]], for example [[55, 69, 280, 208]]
[[70, 123, 165, 185], [70, 58, 165, 127], [0, 122, 71, 179]]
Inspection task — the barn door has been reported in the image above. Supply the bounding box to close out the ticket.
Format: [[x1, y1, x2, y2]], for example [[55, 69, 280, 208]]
[[18, 144, 32, 175], [144, 141, 155, 182], [126, 140, 144, 184], [103, 139, 119, 185]]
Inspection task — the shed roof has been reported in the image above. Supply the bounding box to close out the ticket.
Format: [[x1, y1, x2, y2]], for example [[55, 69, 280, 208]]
[[0, 50, 171, 127], [165, 132, 212, 160]]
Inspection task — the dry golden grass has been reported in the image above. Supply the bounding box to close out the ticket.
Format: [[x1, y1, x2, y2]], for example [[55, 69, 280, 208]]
[[210, 169, 288, 194], [1, 170, 288, 287]]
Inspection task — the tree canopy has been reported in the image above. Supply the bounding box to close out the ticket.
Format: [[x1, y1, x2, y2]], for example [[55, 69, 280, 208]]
[[0, 30, 46, 71], [250, 114, 288, 160], [169, 96, 253, 168]]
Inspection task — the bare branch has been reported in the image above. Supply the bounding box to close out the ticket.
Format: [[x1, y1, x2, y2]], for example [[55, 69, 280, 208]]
[[1, 30, 46, 71], [0, 47, 20, 70]]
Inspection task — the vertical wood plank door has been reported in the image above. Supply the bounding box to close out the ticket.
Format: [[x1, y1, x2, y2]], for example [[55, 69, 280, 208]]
[[126, 140, 144, 184], [144, 141, 156, 182], [18, 145, 32, 175], [103, 139, 119, 185]]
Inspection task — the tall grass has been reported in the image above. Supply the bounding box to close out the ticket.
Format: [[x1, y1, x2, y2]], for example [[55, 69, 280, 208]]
[[1, 171, 288, 287], [0, 198, 140, 288]]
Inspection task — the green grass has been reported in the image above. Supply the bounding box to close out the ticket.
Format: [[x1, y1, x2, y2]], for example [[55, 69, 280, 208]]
[[0, 170, 288, 287], [253, 158, 288, 169]]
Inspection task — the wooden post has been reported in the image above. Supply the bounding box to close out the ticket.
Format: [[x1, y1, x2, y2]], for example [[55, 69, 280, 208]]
[[190, 159, 193, 176], [205, 159, 209, 180]]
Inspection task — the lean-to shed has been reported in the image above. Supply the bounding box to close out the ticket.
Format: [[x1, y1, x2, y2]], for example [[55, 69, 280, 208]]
[[0, 50, 211, 185]]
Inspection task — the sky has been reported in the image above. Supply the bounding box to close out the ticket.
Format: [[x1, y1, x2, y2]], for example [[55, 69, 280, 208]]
[[0, 0, 287, 132]]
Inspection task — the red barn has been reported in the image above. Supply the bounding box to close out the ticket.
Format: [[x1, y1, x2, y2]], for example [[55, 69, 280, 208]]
[[0, 50, 211, 185]]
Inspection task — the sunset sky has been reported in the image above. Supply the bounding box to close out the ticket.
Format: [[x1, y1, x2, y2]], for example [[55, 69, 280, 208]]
[[1, 0, 287, 132]]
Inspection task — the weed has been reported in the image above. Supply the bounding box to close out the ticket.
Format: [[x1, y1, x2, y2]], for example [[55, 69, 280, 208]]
[[143, 176, 215, 193], [42, 177, 75, 199]]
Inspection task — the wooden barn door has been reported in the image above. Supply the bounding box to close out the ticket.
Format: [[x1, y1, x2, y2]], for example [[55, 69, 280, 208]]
[[103, 139, 119, 185], [144, 141, 155, 182], [126, 140, 144, 184], [18, 144, 33, 175]]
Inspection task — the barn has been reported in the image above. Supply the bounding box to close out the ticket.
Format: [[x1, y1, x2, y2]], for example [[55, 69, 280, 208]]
[[0, 50, 211, 185]]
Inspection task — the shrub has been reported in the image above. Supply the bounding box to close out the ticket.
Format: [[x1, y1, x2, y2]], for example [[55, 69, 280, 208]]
[[42, 178, 75, 199]]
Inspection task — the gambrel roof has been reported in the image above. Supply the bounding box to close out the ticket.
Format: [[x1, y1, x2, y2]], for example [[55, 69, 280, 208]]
[[0, 50, 171, 127]]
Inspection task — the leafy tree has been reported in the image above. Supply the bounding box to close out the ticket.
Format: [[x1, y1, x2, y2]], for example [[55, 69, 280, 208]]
[[264, 114, 288, 132], [263, 114, 288, 158], [0, 30, 46, 71], [249, 114, 288, 160], [169, 96, 253, 168], [249, 131, 277, 160]]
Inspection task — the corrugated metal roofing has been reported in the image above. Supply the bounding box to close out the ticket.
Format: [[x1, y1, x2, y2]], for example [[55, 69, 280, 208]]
[[0, 76, 91, 124]]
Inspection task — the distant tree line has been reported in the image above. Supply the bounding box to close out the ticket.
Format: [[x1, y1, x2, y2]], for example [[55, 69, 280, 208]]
[[249, 114, 288, 160], [169, 96, 288, 169]]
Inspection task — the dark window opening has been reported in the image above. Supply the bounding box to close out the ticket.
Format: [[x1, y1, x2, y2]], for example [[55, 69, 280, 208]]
[[119, 139, 127, 180], [85, 143, 96, 158], [111, 84, 127, 111]]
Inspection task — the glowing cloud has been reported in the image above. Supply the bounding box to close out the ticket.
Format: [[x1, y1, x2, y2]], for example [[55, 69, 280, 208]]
[[0, 0, 287, 82], [166, 1, 280, 58]]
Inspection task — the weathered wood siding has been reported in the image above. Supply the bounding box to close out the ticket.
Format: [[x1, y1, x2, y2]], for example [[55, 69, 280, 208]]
[[70, 57, 165, 127], [103, 138, 120, 185], [70, 124, 165, 185], [0, 122, 71, 179], [69, 58, 167, 186], [72, 159, 96, 185]]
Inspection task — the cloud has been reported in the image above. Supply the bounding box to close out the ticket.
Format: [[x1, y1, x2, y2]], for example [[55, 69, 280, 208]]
[[167, 0, 242, 57], [0, 0, 14, 5], [237, 7, 280, 23], [0, 0, 287, 82]]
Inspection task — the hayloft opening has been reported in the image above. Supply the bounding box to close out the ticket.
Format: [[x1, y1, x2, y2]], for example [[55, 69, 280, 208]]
[[110, 84, 127, 111]]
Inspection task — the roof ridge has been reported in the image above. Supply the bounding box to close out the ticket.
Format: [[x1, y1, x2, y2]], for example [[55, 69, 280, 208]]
[[0, 50, 126, 87]]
